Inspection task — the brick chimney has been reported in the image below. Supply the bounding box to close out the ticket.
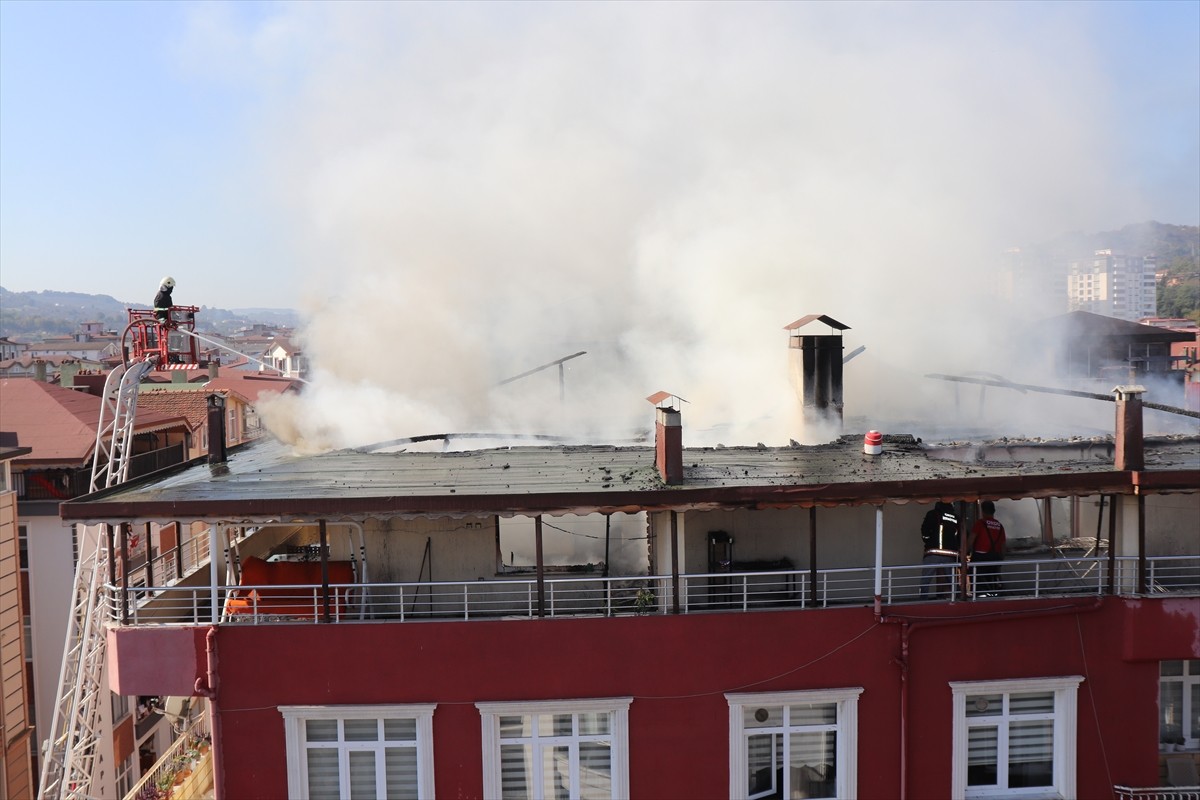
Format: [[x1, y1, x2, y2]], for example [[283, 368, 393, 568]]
[[655, 406, 683, 485], [1113, 385, 1145, 471]]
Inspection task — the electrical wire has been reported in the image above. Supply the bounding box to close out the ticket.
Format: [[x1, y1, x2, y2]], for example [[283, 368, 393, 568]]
[[1076, 614, 1113, 791]]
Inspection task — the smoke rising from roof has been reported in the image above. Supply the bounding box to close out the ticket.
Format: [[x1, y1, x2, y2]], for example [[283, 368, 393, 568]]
[[195, 3, 1181, 449]]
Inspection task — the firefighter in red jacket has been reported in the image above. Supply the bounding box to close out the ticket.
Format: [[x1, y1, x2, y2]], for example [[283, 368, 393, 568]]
[[968, 500, 1007, 596]]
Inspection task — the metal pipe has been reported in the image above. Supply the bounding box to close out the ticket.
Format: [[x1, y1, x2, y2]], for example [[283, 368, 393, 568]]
[[535, 516, 545, 617], [874, 506, 884, 615], [194, 626, 223, 800], [319, 520, 330, 623], [120, 524, 130, 625], [1106, 495, 1116, 595]]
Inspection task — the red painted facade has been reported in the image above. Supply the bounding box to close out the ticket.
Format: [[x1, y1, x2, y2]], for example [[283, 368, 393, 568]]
[[110, 595, 1191, 799]]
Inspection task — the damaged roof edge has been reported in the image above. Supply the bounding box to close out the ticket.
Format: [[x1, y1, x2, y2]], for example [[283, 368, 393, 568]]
[[58, 469, 1200, 526]]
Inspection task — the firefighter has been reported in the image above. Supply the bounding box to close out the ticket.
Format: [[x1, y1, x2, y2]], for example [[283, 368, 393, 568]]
[[919, 501, 960, 599], [153, 276, 175, 322]]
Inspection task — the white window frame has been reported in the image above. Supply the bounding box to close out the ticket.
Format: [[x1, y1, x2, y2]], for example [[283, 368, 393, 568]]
[[1160, 660, 1200, 748], [280, 704, 436, 799], [476, 697, 631, 800], [726, 687, 863, 800], [950, 676, 1082, 800]]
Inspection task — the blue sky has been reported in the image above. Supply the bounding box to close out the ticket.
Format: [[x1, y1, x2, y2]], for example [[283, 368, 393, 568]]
[[1, 0, 1197, 313]]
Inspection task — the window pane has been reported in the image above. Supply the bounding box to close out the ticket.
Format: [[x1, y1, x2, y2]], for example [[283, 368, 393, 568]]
[[306, 748, 341, 800], [1186, 660, 1200, 675], [790, 731, 836, 799], [346, 719, 380, 742], [542, 745, 571, 800], [745, 705, 782, 729], [790, 702, 837, 726], [1161, 660, 1184, 677], [384, 718, 417, 742], [385, 747, 419, 800], [965, 694, 1002, 717], [1191, 684, 1200, 740], [539, 714, 573, 737], [501, 744, 532, 799], [747, 733, 776, 797], [578, 712, 610, 736], [349, 750, 378, 799], [1162, 682, 1184, 741], [307, 719, 339, 742], [579, 741, 613, 800], [967, 726, 998, 787], [500, 715, 533, 739], [1009, 721, 1054, 788], [1010, 692, 1055, 715]]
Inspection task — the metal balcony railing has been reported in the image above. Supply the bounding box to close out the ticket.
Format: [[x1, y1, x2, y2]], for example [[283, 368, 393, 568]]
[[102, 555, 1200, 627], [1114, 788, 1200, 800], [124, 709, 211, 800]]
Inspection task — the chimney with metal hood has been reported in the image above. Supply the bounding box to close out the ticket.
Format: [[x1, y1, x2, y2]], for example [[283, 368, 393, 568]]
[[785, 315, 849, 430], [207, 393, 228, 465], [647, 392, 684, 485], [1113, 385, 1145, 471]]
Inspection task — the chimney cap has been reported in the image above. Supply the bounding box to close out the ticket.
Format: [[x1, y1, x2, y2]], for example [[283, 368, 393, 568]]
[[1112, 385, 1146, 399], [646, 391, 688, 409], [784, 314, 850, 332]]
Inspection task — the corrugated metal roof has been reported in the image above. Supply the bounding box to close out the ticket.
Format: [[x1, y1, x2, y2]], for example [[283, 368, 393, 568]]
[[60, 431, 1200, 525]]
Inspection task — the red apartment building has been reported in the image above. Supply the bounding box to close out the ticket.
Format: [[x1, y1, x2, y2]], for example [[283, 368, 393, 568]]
[[57, 389, 1200, 800]]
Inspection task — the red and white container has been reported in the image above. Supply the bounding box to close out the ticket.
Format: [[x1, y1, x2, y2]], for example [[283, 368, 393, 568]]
[[863, 430, 883, 456]]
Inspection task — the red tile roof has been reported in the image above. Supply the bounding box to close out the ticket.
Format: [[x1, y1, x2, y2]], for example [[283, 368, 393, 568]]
[[203, 373, 300, 404], [0, 378, 190, 465], [136, 389, 217, 428]]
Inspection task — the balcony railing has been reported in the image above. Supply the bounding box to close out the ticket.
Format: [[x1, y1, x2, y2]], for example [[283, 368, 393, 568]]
[[124, 709, 211, 800], [103, 555, 1200, 627], [1114, 788, 1200, 800]]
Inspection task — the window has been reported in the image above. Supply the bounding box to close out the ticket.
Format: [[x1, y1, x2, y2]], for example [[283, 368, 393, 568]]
[[477, 697, 631, 800], [726, 688, 862, 800], [281, 705, 435, 800], [1160, 660, 1200, 749], [115, 753, 135, 798], [950, 676, 1082, 799]]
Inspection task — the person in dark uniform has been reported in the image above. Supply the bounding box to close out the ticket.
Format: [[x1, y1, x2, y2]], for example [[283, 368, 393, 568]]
[[153, 276, 175, 322], [920, 501, 960, 599]]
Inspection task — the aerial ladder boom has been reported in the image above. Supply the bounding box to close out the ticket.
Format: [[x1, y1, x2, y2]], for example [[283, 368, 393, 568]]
[[38, 358, 156, 800]]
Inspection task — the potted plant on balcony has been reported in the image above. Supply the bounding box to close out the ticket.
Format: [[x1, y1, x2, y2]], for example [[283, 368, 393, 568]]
[[634, 587, 656, 615]]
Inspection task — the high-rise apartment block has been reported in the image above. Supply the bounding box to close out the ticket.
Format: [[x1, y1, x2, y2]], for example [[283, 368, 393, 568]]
[[1068, 250, 1158, 321]]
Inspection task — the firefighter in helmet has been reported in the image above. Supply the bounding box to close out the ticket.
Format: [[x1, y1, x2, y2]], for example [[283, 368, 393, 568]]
[[153, 276, 175, 322]]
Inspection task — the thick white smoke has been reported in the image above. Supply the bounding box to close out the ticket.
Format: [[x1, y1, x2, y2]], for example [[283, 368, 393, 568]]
[[182, 2, 1170, 450]]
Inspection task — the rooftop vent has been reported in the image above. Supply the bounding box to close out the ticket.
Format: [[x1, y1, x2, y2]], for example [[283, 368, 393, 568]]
[[785, 315, 849, 430]]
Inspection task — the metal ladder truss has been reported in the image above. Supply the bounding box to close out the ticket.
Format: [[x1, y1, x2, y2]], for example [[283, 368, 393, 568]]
[[41, 357, 155, 799], [37, 533, 111, 800]]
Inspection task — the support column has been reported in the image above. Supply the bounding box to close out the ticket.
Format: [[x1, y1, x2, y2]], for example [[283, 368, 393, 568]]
[[874, 506, 884, 613], [535, 516, 545, 618], [319, 520, 331, 623], [209, 524, 220, 624], [809, 507, 818, 607], [670, 511, 680, 614]]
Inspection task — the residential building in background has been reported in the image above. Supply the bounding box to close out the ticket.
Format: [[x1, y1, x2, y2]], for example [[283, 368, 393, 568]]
[[1068, 250, 1158, 322], [997, 247, 1068, 320]]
